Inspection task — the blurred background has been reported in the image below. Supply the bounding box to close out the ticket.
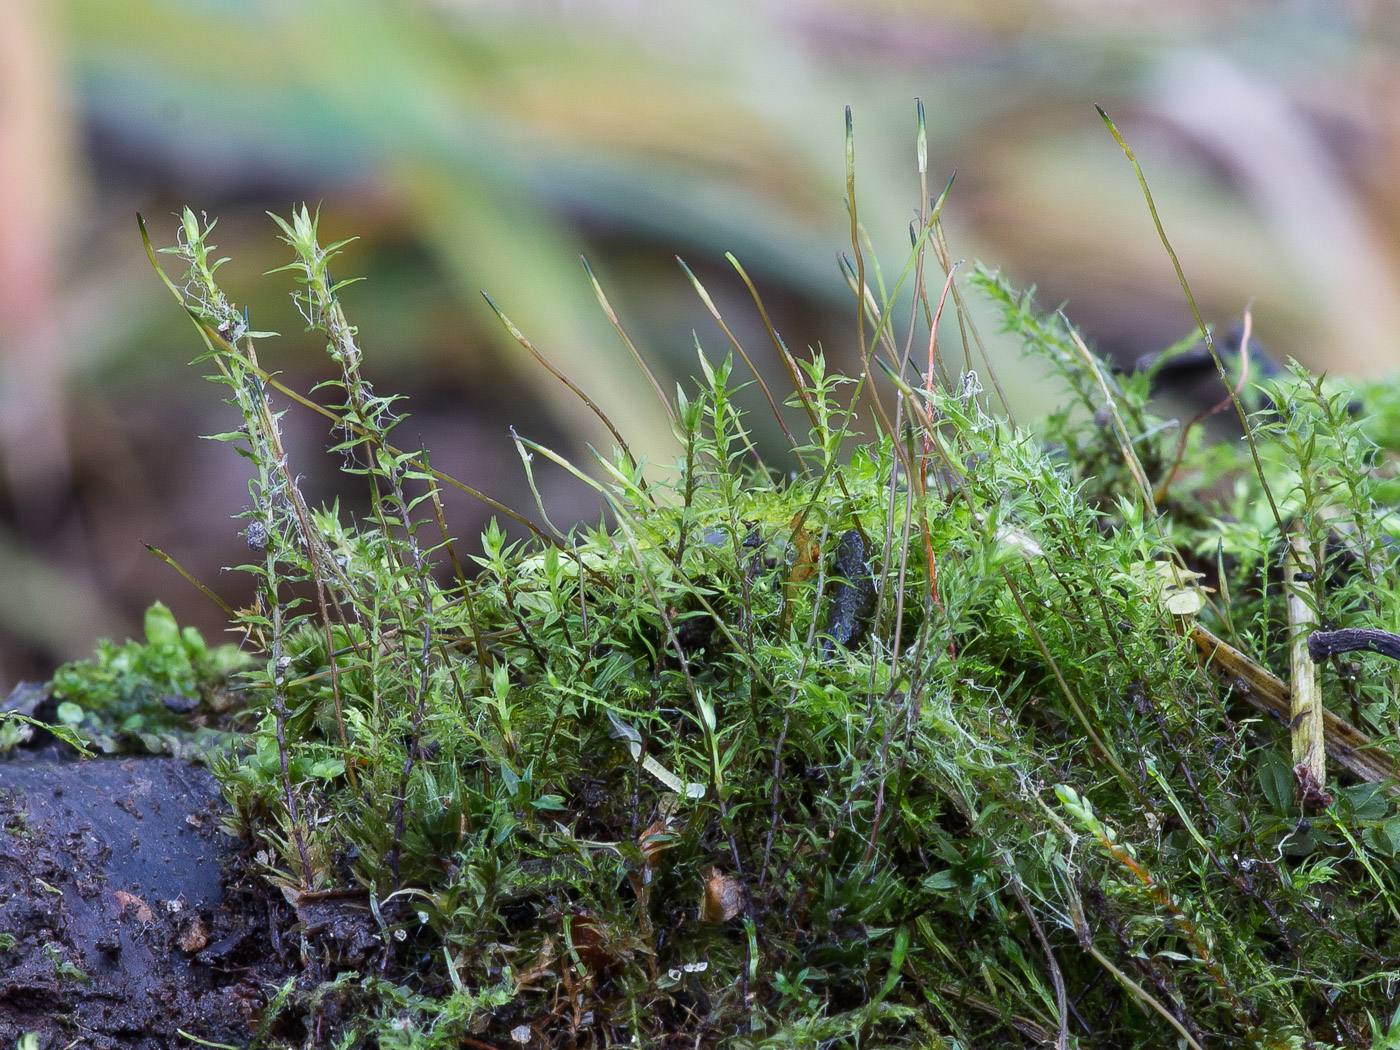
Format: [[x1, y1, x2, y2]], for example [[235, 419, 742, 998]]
[[2, 0, 1398, 686]]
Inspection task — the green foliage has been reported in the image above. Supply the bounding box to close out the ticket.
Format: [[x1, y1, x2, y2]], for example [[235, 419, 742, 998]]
[[118, 129, 1400, 1049], [44, 601, 249, 756]]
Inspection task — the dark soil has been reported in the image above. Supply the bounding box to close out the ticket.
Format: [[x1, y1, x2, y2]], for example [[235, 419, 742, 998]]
[[0, 726, 299, 1049]]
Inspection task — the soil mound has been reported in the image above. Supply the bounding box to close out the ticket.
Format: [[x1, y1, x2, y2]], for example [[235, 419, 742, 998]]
[[0, 742, 292, 1049]]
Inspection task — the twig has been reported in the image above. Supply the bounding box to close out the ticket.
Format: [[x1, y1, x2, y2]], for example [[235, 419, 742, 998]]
[[1307, 627, 1400, 663], [1189, 625, 1398, 789]]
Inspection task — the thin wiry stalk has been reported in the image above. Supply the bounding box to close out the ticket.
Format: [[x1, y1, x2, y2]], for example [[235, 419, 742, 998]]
[[1097, 105, 1285, 540]]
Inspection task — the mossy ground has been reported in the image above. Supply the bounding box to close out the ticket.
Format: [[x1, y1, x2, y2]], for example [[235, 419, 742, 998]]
[[13, 119, 1400, 1049]]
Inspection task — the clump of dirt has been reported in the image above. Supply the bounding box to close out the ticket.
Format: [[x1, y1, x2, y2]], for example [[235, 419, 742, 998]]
[[0, 729, 299, 1049]]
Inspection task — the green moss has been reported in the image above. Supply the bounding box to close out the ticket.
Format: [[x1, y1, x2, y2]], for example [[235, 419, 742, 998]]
[[41, 602, 250, 756], [62, 128, 1400, 1047]]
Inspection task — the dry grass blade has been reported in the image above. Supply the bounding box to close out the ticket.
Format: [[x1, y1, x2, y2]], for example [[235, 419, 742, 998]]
[[1286, 531, 1329, 806]]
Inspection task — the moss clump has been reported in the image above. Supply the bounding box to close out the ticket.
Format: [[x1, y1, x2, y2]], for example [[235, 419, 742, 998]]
[[23, 601, 249, 757], [40, 117, 1400, 1047]]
